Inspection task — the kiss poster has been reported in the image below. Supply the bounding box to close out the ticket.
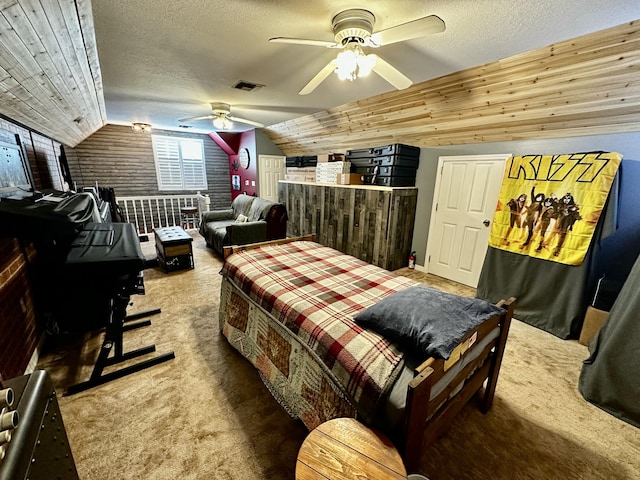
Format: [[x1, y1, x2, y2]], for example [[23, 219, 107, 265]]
[[488, 152, 622, 265]]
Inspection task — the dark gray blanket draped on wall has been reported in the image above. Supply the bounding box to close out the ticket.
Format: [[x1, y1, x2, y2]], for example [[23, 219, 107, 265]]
[[579, 253, 640, 428], [477, 176, 618, 339]]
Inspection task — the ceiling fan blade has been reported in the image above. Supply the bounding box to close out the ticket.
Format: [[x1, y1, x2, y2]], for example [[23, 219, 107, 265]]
[[369, 15, 445, 46], [234, 104, 318, 115], [178, 114, 214, 122], [371, 55, 412, 90], [299, 60, 337, 95], [269, 37, 340, 48], [227, 115, 265, 128]]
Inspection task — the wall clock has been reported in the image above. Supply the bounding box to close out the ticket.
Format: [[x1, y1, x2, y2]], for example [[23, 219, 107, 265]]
[[239, 148, 250, 169]]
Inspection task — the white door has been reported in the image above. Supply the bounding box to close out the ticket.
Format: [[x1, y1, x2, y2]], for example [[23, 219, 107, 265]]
[[426, 154, 510, 288], [258, 155, 286, 202]]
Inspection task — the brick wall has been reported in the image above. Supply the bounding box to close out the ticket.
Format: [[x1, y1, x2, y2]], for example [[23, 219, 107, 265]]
[[0, 116, 64, 378], [0, 238, 39, 379]]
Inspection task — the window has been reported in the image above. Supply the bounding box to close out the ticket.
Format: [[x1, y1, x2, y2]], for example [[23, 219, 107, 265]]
[[152, 135, 207, 190]]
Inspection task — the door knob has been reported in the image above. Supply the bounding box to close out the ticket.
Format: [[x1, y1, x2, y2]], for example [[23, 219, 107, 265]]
[[483, 219, 490, 227]]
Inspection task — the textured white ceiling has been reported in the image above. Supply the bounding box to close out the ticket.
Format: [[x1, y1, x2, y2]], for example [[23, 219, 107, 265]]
[[91, 0, 640, 134]]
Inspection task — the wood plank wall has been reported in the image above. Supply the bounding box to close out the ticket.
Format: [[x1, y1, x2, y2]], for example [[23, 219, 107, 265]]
[[0, 116, 64, 192], [279, 182, 417, 270], [0, 0, 106, 147], [30, 131, 65, 190], [265, 20, 640, 156], [65, 124, 232, 210]]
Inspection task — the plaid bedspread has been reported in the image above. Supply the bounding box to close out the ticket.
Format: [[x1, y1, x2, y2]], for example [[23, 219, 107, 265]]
[[221, 241, 418, 416]]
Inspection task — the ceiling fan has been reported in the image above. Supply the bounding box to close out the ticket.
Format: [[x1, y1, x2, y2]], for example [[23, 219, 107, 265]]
[[269, 9, 445, 95], [178, 102, 265, 129]]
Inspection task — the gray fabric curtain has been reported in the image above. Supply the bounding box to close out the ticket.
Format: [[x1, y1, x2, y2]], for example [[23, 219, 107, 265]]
[[579, 252, 640, 428], [477, 245, 596, 339]]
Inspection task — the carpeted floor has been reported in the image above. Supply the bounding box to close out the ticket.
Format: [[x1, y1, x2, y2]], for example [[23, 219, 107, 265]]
[[36, 233, 640, 479]]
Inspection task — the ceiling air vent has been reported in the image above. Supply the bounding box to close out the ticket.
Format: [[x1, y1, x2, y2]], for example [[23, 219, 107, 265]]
[[233, 80, 265, 91]]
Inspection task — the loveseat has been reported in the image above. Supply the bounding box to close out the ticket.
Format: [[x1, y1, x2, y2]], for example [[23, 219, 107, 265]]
[[199, 194, 287, 255]]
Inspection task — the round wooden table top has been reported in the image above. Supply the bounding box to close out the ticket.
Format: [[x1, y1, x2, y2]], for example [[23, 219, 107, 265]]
[[295, 418, 407, 480]]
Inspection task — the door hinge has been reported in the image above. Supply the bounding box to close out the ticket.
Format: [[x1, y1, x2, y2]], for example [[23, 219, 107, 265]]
[[435, 203, 438, 211]]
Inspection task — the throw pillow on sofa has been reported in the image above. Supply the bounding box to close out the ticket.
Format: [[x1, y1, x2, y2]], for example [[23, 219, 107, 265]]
[[236, 214, 248, 223]]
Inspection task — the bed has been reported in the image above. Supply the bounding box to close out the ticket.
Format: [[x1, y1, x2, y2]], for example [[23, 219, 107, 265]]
[[219, 236, 515, 470]]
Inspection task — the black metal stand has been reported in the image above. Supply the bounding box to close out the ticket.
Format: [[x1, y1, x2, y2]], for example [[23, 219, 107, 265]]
[[66, 288, 175, 395]]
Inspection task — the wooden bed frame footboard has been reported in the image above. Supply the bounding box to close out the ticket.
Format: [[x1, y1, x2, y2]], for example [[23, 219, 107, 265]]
[[223, 234, 316, 259], [402, 297, 516, 471]]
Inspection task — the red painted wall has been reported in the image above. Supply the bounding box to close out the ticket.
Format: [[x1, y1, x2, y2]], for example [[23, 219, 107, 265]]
[[209, 129, 258, 200]]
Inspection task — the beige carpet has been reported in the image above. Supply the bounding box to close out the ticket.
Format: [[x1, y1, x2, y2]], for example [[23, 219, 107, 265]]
[[37, 234, 640, 479]]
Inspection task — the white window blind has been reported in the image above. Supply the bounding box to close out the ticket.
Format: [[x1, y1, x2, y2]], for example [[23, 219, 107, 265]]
[[152, 135, 207, 190]]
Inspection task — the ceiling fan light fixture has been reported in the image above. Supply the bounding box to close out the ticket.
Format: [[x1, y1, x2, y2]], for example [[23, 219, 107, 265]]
[[132, 122, 152, 133], [357, 54, 377, 77], [212, 115, 233, 130], [334, 43, 376, 81], [335, 47, 359, 81]]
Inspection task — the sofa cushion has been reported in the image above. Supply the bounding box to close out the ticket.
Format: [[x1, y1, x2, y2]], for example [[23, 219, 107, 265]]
[[227, 221, 267, 246], [232, 194, 255, 218], [247, 196, 276, 222], [206, 220, 234, 230], [201, 220, 233, 248], [210, 226, 229, 255], [200, 209, 234, 222]]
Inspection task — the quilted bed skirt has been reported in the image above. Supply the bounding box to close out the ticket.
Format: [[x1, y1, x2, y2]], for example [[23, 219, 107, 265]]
[[219, 277, 358, 429]]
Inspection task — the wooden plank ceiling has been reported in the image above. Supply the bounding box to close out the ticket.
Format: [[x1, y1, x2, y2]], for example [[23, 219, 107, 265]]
[[0, 0, 105, 147], [264, 20, 640, 156]]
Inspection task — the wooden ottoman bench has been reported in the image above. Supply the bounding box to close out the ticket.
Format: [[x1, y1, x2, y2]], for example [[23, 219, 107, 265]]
[[154, 226, 194, 272]]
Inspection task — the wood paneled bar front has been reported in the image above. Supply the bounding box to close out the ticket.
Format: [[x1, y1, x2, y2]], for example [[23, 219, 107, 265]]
[[278, 180, 417, 271]]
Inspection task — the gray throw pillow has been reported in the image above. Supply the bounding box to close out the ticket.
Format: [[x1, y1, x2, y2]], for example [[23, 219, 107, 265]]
[[354, 285, 505, 359]]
